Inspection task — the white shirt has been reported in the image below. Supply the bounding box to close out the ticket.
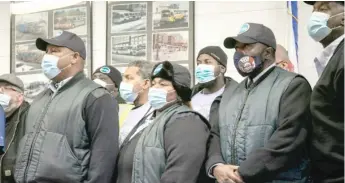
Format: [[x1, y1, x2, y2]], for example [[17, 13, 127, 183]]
[[119, 102, 153, 146], [314, 35, 345, 77], [49, 77, 72, 93], [191, 86, 225, 120]]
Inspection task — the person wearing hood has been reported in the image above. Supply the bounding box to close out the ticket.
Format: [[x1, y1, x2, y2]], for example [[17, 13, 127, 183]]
[[192, 46, 238, 124], [116, 61, 211, 183]]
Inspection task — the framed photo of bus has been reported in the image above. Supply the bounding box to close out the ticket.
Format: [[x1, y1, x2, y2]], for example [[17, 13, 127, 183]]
[[11, 2, 92, 76]]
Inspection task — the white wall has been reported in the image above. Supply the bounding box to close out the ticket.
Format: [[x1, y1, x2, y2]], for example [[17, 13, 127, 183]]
[[0, 2, 11, 75], [1, 1, 322, 86], [195, 1, 322, 86]]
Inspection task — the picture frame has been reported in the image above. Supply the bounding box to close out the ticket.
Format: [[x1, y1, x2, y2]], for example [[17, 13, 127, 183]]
[[10, 2, 93, 77], [106, 1, 195, 84]]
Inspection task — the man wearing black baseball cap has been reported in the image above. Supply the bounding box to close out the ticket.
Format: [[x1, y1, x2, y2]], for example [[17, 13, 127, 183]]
[[191, 46, 238, 124], [0, 74, 29, 183], [206, 23, 312, 183], [304, 1, 344, 183], [14, 31, 119, 183], [92, 65, 126, 104]]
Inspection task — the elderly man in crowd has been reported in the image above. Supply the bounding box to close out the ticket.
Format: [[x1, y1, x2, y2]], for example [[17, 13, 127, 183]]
[[0, 74, 30, 183]]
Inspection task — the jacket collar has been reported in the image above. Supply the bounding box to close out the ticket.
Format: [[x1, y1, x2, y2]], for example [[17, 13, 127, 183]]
[[48, 72, 86, 94]]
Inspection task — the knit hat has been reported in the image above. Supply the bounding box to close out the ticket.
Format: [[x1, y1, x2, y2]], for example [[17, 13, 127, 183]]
[[151, 61, 192, 102], [93, 65, 122, 87], [197, 46, 228, 67]]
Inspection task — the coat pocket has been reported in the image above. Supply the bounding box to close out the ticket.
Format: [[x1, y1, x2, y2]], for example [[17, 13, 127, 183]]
[[34, 132, 83, 182]]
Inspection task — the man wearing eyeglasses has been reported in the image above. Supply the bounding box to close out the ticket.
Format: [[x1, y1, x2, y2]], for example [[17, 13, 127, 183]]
[[0, 74, 30, 183]]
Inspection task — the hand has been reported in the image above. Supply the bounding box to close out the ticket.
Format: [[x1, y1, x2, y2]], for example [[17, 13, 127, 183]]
[[213, 164, 244, 183]]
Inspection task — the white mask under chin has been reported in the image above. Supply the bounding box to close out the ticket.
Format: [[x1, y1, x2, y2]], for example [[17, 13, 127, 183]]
[[93, 79, 108, 88]]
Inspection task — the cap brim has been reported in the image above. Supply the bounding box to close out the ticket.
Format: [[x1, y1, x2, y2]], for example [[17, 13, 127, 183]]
[[224, 36, 257, 49], [0, 79, 22, 91], [36, 38, 65, 52], [304, 1, 315, 5]]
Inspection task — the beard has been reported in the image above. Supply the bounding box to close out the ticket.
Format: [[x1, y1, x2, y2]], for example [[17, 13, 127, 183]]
[[4, 100, 20, 117], [199, 78, 217, 88]]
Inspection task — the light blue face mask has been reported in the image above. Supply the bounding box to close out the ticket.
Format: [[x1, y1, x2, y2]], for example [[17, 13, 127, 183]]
[[41, 54, 71, 80], [119, 82, 139, 103], [307, 12, 344, 42], [0, 93, 11, 110], [195, 64, 216, 83], [148, 87, 169, 110]]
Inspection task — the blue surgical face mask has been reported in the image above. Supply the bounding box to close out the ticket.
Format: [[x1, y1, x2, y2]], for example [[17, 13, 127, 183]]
[[41, 54, 71, 80], [195, 64, 216, 83], [233, 51, 263, 77], [0, 93, 11, 110], [307, 12, 344, 42], [119, 82, 140, 103], [148, 87, 171, 110]]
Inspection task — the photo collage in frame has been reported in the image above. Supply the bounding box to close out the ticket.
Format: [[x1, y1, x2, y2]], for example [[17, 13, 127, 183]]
[[106, 1, 194, 84], [10, 2, 92, 102]]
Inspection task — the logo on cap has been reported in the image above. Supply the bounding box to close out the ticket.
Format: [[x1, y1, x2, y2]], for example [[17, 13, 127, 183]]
[[238, 56, 255, 73], [153, 64, 163, 75], [100, 66, 111, 74], [55, 31, 63, 37], [238, 23, 250, 35]]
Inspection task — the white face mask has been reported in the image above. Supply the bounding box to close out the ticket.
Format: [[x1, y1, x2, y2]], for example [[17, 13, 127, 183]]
[[93, 79, 114, 88], [307, 12, 344, 42], [41, 54, 72, 80], [0, 93, 11, 110]]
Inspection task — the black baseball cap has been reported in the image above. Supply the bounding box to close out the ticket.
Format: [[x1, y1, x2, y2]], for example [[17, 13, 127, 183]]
[[36, 31, 86, 60], [224, 23, 277, 50], [93, 65, 122, 87], [304, 1, 344, 5]]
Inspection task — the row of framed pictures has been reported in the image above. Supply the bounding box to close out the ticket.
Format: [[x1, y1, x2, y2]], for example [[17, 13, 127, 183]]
[[106, 1, 194, 80], [10, 1, 194, 102], [108, 1, 189, 34], [11, 2, 92, 75]]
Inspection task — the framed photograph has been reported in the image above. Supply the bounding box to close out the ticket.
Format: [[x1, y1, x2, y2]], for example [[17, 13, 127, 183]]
[[53, 6, 88, 36], [152, 31, 188, 62], [152, 1, 189, 30], [14, 12, 48, 42], [107, 2, 195, 84], [11, 2, 92, 77], [14, 42, 45, 73], [110, 3, 147, 33], [17, 73, 49, 103], [111, 34, 147, 65]]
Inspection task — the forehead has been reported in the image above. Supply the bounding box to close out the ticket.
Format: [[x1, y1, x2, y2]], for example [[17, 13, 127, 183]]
[[93, 72, 110, 79], [197, 54, 217, 62], [124, 66, 140, 76], [46, 45, 68, 51], [314, 1, 342, 10], [152, 77, 171, 84]]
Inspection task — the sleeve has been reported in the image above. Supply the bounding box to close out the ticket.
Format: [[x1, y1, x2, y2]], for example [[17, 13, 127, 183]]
[[238, 76, 312, 182], [160, 113, 210, 183], [205, 107, 226, 178], [334, 50, 344, 105], [83, 92, 119, 183]]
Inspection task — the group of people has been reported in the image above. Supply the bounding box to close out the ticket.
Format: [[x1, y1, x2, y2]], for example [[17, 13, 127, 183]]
[[0, 1, 343, 183]]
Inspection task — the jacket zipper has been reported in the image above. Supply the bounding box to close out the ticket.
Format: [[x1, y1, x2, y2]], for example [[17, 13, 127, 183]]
[[23, 96, 54, 182], [230, 90, 250, 163]]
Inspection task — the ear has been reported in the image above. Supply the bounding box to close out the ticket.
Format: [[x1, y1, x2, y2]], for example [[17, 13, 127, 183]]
[[263, 47, 274, 60], [71, 52, 79, 64], [219, 65, 226, 74], [17, 93, 24, 106], [142, 79, 150, 89]]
